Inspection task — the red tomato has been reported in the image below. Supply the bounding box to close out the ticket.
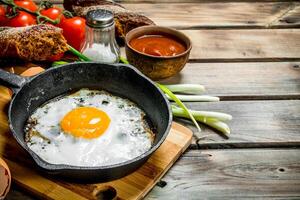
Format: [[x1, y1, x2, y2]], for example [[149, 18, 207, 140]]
[[0, 5, 8, 26], [40, 7, 65, 25], [7, 11, 36, 27], [59, 17, 86, 51], [48, 52, 64, 61], [14, 0, 38, 12]]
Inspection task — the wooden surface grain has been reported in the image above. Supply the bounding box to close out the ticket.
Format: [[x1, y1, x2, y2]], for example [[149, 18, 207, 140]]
[[161, 62, 300, 100], [43, 0, 300, 29], [271, 2, 300, 27], [146, 148, 300, 199], [183, 29, 300, 61], [124, 2, 300, 29]]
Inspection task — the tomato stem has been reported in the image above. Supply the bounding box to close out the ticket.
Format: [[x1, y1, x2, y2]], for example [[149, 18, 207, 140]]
[[0, 0, 62, 25], [62, 10, 73, 19]]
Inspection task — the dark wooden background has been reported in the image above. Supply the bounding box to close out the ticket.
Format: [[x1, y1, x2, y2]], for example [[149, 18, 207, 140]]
[[5, 0, 300, 199]]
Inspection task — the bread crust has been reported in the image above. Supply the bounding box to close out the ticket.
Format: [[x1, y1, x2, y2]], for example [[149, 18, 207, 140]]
[[0, 25, 68, 61]]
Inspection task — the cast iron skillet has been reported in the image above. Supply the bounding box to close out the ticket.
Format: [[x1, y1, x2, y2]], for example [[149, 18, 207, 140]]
[[0, 62, 172, 182]]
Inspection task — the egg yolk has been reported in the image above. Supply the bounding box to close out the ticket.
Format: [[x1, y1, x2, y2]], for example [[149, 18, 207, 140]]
[[60, 107, 110, 139]]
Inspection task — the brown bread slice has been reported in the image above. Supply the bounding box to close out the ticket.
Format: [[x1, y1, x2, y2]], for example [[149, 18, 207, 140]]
[[0, 25, 68, 61]]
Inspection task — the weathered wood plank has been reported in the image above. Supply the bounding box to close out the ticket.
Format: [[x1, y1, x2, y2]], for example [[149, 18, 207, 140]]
[[147, 148, 300, 199], [274, 3, 300, 26], [44, 1, 300, 29], [177, 100, 300, 148], [182, 29, 300, 61], [161, 62, 300, 100], [124, 2, 300, 29]]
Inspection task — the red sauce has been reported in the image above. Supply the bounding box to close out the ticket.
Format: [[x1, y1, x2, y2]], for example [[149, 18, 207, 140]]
[[129, 35, 186, 57]]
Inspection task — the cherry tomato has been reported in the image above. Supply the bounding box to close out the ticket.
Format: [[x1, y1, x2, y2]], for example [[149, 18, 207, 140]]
[[59, 17, 85, 51], [48, 52, 64, 61], [7, 11, 36, 27], [40, 7, 65, 25], [14, 0, 38, 12], [0, 5, 8, 26]]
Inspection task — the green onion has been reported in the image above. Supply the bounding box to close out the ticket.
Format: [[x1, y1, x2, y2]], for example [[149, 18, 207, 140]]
[[68, 45, 92, 61], [172, 106, 231, 135], [204, 120, 230, 135], [172, 106, 232, 121], [119, 56, 129, 64], [166, 94, 219, 102], [156, 83, 201, 133], [164, 84, 205, 94], [52, 61, 69, 67]]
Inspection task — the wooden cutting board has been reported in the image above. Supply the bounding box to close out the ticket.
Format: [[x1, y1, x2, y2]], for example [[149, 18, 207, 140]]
[[0, 84, 193, 200]]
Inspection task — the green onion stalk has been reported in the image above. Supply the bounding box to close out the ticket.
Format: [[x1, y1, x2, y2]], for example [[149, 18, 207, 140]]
[[119, 57, 129, 64], [164, 84, 205, 94], [52, 61, 69, 67], [172, 106, 231, 135], [156, 83, 202, 135], [166, 94, 219, 102]]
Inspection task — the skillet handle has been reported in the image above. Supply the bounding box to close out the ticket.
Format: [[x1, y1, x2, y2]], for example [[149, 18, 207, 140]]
[[0, 68, 28, 92]]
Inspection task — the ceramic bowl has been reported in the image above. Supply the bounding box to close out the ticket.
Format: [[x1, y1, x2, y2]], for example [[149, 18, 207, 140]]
[[125, 26, 192, 80]]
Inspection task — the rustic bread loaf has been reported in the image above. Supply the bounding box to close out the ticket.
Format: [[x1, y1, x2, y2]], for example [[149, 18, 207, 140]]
[[0, 25, 68, 61], [63, 0, 155, 45]]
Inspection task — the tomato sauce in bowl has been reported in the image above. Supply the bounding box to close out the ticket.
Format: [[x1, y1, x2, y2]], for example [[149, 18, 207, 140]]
[[129, 35, 186, 57], [125, 26, 192, 80]]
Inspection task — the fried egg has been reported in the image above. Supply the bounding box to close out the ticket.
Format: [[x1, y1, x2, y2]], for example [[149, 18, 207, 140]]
[[25, 89, 154, 167]]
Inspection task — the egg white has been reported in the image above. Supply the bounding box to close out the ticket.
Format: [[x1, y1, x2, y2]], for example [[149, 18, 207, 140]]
[[25, 89, 154, 167]]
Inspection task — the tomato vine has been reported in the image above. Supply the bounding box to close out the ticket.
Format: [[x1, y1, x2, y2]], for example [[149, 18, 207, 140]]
[[0, 0, 72, 24]]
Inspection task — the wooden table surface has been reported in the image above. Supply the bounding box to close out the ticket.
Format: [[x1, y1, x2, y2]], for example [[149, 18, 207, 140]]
[[5, 0, 300, 199]]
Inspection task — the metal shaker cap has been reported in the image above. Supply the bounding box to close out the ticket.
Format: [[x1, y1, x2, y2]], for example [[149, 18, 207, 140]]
[[86, 9, 114, 28]]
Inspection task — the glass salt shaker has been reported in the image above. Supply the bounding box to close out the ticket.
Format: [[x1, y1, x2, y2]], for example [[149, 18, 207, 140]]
[[81, 9, 120, 63]]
